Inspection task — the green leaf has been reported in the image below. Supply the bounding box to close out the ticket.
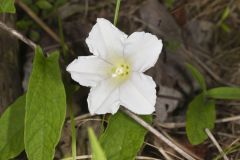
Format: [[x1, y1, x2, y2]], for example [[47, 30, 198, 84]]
[[100, 111, 152, 160], [220, 7, 230, 23], [186, 63, 207, 92], [0, 95, 25, 159], [164, 0, 175, 9], [25, 47, 66, 160], [36, 0, 53, 10], [0, 0, 15, 13], [220, 23, 231, 32], [207, 87, 240, 100], [29, 30, 40, 42], [16, 19, 33, 31], [22, 0, 33, 5], [53, 0, 66, 8], [88, 128, 107, 160], [166, 39, 181, 52], [186, 94, 216, 145]]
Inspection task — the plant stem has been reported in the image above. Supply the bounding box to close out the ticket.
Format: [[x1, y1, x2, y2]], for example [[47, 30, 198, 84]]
[[100, 114, 106, 134], [57, 9, 77, 160], [114, 0, 121, 26], [58, 16, 68, 58], [69, 100, 77, 160]]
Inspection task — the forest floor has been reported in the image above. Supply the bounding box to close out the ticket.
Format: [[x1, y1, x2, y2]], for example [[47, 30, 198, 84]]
[[9, 0, 240, 159]]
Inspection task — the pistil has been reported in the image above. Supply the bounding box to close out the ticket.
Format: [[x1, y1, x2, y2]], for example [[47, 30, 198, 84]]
[[111, 63, 131, 81]]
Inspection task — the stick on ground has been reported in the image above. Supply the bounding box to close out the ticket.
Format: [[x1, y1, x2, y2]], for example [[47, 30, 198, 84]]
[[121, 108, 196, 160]]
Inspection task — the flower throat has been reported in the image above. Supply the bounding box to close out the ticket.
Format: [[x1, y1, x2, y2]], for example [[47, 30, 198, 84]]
[[111, 63, 131, 80]]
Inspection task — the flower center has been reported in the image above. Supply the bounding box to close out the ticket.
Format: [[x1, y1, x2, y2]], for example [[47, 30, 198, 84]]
[[111, 63, 131, 80]]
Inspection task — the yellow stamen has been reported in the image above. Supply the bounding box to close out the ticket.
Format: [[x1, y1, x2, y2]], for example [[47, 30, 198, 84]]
[[111, 62, 131, 82]]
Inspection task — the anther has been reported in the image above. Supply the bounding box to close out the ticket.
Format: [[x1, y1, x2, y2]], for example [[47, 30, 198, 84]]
[[111, 62, 131, 79]]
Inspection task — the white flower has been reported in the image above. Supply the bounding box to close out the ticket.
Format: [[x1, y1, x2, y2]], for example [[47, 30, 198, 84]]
[[67, 18, 163, 115]]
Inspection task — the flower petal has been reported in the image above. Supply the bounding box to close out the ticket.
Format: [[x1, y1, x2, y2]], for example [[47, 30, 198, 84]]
[[86, 18, 127, 62], [124, 32, 163, 72], [119, 72, 156, 114], [87, 79, 120, 115], [66, 56, 112, 87]]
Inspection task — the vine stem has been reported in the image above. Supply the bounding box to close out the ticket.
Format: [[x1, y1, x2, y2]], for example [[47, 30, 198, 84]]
[[69, 100, 77, 160], [114, 0, 121, 26]]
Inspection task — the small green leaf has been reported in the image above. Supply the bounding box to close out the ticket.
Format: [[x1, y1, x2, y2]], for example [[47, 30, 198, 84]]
[[88, 128, 107, 160], [186, 94, 215, 145], [0, 0, 15, 13], [36, 0, 53, 10], [54, 0, 66, 8], [25, 47, 66, 160], [0, 95, 25, 159], [100, 111, 152, 160], [16, 19, 33, 31], [220, 7, 230, 23], [220, 23, 231, 32], [29, 30, 40, 42], [186, 63, 207, 92], [22, 0, 33, 5], [207, 87, 240, 100], [164, 0, 175, 9], [166, 39, 181, 52]]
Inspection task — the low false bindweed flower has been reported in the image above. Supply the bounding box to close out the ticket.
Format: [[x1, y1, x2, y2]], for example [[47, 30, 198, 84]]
[[67, 18, 163, 115]]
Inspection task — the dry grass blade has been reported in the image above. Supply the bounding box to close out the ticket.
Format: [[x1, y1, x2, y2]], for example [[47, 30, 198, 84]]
[[145, 142, 184, 160], [158, 147, 174, 160], [205, 128, 229, 160]]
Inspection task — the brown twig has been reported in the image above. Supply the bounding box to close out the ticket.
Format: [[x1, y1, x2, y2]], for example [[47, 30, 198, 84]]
[[136, 156, 161, 160], [0, 21, 36, 49], [157, 115, 240, 129], [16, 0, 61, 43], [157, 93, 183, 101], [159, 127, 203, 160], [66, 113, 92, 123], [145, 142, 184, 160], [121, 108, 196, 160]]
